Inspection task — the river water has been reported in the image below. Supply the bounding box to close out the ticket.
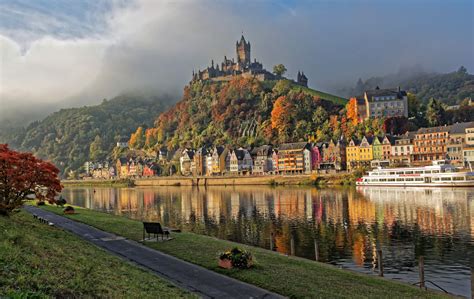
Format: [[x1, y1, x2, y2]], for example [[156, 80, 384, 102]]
[[62, 186, 474, 297]]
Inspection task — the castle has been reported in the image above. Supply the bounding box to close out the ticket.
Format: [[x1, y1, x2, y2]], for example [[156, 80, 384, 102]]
[[191, 35, 308, 87]]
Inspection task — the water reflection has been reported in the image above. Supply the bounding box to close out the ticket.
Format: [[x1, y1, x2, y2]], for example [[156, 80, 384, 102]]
[[62, 186, 474, 298]]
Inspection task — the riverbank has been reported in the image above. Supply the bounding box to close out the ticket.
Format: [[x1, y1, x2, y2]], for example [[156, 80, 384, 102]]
[[0, 211, 190, 298], [38, 204, 446, 298], [63, 172, 359, 187], [62, 178, 134, 187]]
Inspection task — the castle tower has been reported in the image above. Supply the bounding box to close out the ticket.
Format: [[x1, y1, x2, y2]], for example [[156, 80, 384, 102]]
[[236, 35, 251, 66], [297, 71, 308, 87]]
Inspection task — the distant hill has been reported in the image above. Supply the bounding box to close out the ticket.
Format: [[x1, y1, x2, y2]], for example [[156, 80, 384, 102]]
[[0, 94, 170, 176], [128, 77, 346, 152], [343, 66, 474, 105]]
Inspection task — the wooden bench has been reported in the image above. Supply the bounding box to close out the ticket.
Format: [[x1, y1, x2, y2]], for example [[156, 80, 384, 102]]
[[143, 222, 170, 241]]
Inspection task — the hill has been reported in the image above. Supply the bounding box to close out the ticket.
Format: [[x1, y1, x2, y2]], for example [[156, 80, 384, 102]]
[[345, 66, 474, 105], [0, 94, 170, 176], [128, 77, 346, 152]]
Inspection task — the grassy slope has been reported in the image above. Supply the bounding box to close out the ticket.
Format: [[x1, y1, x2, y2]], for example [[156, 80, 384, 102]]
[[292, 85, 348, 106], [40, 204, 446, 299], [0, 211, 191, 298]]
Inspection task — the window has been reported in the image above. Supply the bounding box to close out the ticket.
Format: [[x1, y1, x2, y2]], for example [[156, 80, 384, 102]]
[[441, 177, 452, 181], [453, 177, 464, 181]]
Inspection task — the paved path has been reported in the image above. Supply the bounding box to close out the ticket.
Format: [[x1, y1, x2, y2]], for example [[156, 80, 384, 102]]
[[25, 206, 284, 299]]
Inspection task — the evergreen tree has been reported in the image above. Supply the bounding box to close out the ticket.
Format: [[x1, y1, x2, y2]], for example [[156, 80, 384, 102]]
[[425, 98, 446, 126]]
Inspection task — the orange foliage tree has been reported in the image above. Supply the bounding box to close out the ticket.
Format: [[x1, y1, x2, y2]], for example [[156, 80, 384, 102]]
[[346, 97, 359, 125]]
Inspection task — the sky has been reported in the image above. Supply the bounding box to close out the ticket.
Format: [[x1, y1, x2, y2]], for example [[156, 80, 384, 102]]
[[0, 0, 473, 125]]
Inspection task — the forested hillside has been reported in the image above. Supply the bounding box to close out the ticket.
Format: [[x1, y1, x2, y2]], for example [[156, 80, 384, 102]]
[[0, 94, 169, 176], [128, 77, 350, 152], [346, 66, 473, 105]]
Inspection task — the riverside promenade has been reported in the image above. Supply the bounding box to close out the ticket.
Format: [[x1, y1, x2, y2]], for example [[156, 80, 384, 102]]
[[25, 206, 284, 299]]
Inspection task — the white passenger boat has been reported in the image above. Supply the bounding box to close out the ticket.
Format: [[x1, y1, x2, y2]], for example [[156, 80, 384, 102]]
[[356, 160, 474, 187]]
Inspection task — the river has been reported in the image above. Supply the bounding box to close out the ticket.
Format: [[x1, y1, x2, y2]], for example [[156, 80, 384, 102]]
[[61, 186, 474, 297]]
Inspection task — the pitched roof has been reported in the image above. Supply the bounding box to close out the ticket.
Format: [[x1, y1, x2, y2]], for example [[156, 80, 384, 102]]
[[255, 145, 273, 156], [278, 142, 310, 151], [364, 87, 406, 101], [417, 125, 451, 134], [449, 121, 474, 134]]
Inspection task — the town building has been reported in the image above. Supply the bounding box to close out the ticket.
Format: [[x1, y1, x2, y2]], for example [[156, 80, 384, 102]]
[[116, 157, 129, 178], [346, 139, 360, 171], [446, 122, 474, 166], [116, 137, 129, 149], [230, 148, 253, 174], [179, 149, 195, 176], [347, 137, 373, 170], [391, 131, 415, 166], [311, 143, 324, 170], [211, 146, 229, 175], [412, 125, 450, 165], [193, 147, 208, 176], [463, 126, 474, 168], [320, 138, 346, 170], [277, 142, 312, 174], [371, 136, 393, 167], [252, 145, 274, 174], [352, 87, 408, 120], [143, 162, 160, 177]]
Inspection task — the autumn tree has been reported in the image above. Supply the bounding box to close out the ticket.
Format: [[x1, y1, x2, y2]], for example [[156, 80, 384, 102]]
[[0, 144, 62, 215], [346, 97, 359, 125], [271, 95, 294, 141], [129, 127, 145, 149], [273, 64, 287, 77]]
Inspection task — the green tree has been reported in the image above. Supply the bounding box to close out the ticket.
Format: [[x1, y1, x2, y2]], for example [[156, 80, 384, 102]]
[[407, 93, 421, 118], [273, 64, 287, 77], [426, 98, 446, 126], [89, 135, 105, 161], [312, 106, 328, 127]]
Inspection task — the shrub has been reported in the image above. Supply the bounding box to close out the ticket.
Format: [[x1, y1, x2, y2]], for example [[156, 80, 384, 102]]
[[219, 247, 253, 269]]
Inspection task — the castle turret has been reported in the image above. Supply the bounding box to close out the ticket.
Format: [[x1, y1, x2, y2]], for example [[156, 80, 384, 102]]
[[236, 35, 251, 66], [297, 71, 308, 87]]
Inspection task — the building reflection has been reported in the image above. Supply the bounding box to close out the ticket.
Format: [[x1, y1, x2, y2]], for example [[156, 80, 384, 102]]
[[63, 185, 473, 297]]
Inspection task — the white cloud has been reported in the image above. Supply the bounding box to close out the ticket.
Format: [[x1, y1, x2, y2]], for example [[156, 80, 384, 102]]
[[0, 0, 472, 124], [0, 35, 108, 103]]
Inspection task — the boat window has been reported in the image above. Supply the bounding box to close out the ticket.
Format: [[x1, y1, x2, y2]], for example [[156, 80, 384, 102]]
[[432, 170, 439, 173], [432, 178, 440, 181], [415, 171, 423, 174], [415, 178, 424, 181], [453, 177, 464, 181], [396, 178, 404, 181], [388, 178, 396, 182], [405, 171, 413, 174], [467, 176, 474, 181], [396, 172, 403, 175], [441, 177, 452, 181], [406, 178, 414, 181], [380, 179, 387, 182], [389, 172, 395, 175]]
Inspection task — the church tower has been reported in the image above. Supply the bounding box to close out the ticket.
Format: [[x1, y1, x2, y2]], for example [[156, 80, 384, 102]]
[[236, 35, 251, 66]]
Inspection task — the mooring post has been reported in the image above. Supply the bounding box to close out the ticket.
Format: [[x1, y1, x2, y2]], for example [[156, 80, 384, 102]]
[[377, 249, 384, 277], [314, 238, 319, 261], [290, 233, 295, 256], [419, 256, 425, 289], [270, 232, 274, 251]]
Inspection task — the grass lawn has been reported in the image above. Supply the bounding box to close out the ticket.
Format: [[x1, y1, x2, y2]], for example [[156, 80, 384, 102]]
[[39, 204, 448, 298], [0, 210, 191, 298]]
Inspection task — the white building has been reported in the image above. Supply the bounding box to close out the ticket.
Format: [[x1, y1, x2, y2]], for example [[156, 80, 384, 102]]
[[363, 87, 408, 119]]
